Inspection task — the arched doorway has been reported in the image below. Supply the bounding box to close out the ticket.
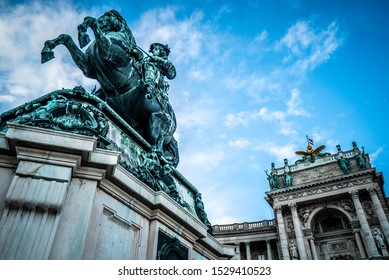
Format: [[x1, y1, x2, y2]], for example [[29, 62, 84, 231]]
[[311, 208, 360, 260]]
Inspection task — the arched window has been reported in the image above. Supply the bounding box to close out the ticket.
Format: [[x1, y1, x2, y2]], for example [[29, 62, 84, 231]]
[[320, 216, 344, 232]]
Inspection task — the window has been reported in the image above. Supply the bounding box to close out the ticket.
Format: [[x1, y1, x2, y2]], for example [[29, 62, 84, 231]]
[[321, 216, 344, 232]]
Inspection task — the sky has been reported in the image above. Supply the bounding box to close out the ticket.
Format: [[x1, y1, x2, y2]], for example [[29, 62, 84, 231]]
[[0, 0, 388, 225]]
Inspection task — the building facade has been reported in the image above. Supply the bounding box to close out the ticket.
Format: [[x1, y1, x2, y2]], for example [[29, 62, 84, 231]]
[[213, 143, 389, 260]]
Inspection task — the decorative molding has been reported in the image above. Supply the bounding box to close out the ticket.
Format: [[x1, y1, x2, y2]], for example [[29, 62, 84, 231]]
[[275, 178, 372, 202], [103, 206, 140, 232]]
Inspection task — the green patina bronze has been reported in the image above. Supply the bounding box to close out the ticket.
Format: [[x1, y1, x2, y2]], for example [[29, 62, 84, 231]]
[[41, 9, 179, 167], [194, 193, 213, 233], [284, 171, 293, 187], [354, 145, 367, 170], [338, 156, 351, 174], [265, 163, 279, 190], [0, 87, 109, 146]]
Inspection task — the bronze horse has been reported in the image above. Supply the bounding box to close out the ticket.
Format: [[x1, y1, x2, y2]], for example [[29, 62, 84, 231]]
[[41, 10, 179, 167]]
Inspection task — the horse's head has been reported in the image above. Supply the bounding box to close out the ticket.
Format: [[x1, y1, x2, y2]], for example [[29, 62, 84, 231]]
[[98, 10, 133, 38]]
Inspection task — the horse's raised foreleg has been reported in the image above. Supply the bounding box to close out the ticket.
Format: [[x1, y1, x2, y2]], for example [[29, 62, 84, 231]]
[[41, 34, 95, 79], [77, 16, 96, 48], [77, 16, 113, 61]]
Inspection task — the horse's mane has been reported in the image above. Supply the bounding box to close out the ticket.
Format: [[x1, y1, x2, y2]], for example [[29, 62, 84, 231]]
[[103, 10, 135, 43]]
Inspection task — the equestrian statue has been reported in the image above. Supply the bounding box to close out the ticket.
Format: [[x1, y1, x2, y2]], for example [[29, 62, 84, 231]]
[[41, 10, 179, 167]]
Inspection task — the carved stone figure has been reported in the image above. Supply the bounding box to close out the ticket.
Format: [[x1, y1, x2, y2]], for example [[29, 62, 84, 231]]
[[336, 144, 342, 152], [300, 208, 310, 226], [287, 217, 294, 230], [284, 171, 293, 187], [364, 203, 374, 218], [340, 200, 353, 213], [289, 240, 298, 259], [355, 150, 367, 169], [338, 156, 350, 174], [41, 10, 179, 167], [265, 169, 278, 190], [373, 228, 386, 248]]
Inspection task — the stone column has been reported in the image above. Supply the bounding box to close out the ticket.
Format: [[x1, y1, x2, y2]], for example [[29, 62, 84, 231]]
[[367, 186, 389, 243], [289, 203, 307, 260], [353, 230, 367, 259], [309, 238, 318, 260], [236, 243, 242, 260], [349, 190, 380, 258], [274, 206, 290, 260], [245, 242, 252, 260], [266, 239, 272, 260]]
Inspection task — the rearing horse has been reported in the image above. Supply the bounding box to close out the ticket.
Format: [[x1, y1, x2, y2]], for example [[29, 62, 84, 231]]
[[41, 10, 179, 167]]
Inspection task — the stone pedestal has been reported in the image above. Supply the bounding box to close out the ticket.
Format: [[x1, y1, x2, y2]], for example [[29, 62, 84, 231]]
[[0, 123, 234, 260]]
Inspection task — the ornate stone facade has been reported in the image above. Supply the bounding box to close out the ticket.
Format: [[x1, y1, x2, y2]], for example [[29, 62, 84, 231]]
[[213, 143, 389, 260]]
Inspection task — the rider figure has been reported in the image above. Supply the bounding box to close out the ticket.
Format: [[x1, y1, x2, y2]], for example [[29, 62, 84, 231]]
[[142, 43, 176, 100]]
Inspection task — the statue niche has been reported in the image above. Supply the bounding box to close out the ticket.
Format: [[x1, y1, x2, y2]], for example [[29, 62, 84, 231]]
[[41, 10, 179, 167]]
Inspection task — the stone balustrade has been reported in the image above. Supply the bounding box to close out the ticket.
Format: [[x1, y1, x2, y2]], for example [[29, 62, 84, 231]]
[[212, 219, 275, 234]]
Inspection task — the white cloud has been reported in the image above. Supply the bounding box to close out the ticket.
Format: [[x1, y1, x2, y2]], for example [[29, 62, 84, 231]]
[[370, 147, 384, 163], [279, 120, 297, 136], [133, 8, 209, 64], [0, 1, 98, 109], [225, 111, 251, 127], [254, 142, 297, 162], [287, 88, 310, 117], [224, 74, 282, 103], [222, 20, 342, 135], [277, 20, 342, 76], [278, 21, 316, 57], [179, 148, 225, 170], [261, 108, 286, 121], [224, 90, 306, 135], [255, 30, 269, 42], [228, 138, 251, 148], [225, 107, 287, 128]]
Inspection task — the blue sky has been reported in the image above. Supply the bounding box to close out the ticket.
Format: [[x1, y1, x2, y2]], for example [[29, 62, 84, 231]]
[[0, 0, 388, 225]]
